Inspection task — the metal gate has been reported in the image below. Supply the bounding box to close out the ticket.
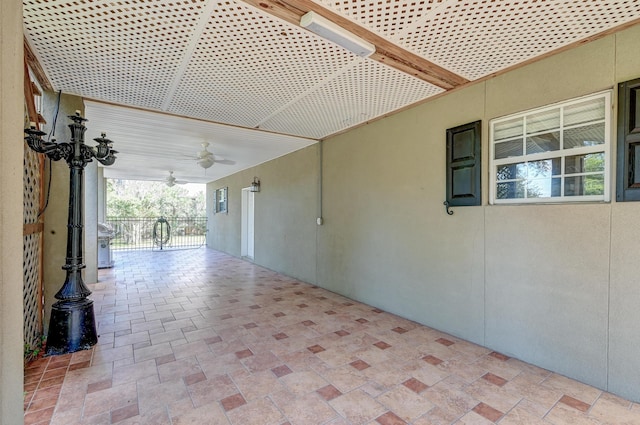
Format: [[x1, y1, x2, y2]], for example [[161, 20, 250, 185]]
[[107, 216, 207, 251]]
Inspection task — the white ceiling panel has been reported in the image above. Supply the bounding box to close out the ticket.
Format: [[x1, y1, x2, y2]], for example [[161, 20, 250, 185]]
[[23, 0, 208, 109], [398, 0, 640, 80], [84, 101, 316, 184], [260, 58, 443, 138], [166, 0, 358, 127], [314, 0, 445, 38], [23, 0, 640, 183]]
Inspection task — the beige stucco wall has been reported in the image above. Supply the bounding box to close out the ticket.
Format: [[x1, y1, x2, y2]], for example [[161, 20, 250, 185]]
[[208, 24, 640, 402], [481, 29, 640, 397], [207, 172, 244, 255], [608, 24, 640, 401], [480, 34, 617, 390], [207, 146, 320, 284], [1, 0, 26, 422], [320, 82, 487, 344]]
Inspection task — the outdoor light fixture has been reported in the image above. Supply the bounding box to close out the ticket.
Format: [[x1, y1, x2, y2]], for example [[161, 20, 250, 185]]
[[300, 11, 375, 57], [251, 176, 261, 192], [24, 111, 118, 355]]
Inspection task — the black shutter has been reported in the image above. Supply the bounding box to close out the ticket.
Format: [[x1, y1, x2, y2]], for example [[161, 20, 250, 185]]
[[446, 120, 481, 206], [617, 78, 640, 202]]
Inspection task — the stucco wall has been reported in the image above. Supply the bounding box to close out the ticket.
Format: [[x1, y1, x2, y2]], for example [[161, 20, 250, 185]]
[[207, 146, 319, 284], [207, 24, 640, 402], [320, 82, 487, 344], [1, 0, 25, 422], [607, 23, 640, 400]]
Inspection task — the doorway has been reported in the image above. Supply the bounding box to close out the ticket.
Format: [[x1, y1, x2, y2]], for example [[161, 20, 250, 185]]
[[241, 187, 255, 260]]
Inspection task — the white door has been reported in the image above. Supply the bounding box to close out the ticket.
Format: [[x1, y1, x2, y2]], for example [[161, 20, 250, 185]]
[[241, 188, 255, 259]]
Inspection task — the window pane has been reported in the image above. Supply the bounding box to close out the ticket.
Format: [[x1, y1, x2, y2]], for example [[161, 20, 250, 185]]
[[565, 175, 604, 196], [564, 97, 605, 126], [634, 143, 640, 186], [526, 108, 560, 134], [526, 132, 560, 154], [525, 158, 560, 198], [495, 140, 523, 159], [551, 177, 562, 197], [565, 153, 605, 174], [496, 162, 526, 181], [494, 117, 523, 141], [564, 122, 605, 148], [528, 158, 560, 178], [496, 181, 525, 199], [527, 177, 561, 198], [584, 175, 605, 195]]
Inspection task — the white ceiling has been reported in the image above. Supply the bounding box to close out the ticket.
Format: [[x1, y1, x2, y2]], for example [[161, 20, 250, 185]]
[[23, 0, 640, 184], [84, 101, 316, 183]]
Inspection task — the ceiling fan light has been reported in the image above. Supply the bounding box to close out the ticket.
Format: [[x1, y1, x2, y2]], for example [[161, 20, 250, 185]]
[[198, 157, 214, 169]]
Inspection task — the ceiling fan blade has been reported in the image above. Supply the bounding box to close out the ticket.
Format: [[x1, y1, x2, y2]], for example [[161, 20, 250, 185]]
[[215, 159, 235, 165]]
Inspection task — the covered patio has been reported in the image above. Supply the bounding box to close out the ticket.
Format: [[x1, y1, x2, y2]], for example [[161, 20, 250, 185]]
[[4, 1, 640, 423], [24, 248, 640, 424]]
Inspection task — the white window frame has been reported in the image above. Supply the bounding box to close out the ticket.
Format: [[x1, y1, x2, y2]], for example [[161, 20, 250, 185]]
[[489, 91, 612, 204], [214, 187, 228, 214]]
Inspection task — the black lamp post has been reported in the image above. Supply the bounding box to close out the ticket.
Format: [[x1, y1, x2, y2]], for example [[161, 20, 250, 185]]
[[25, 111, 117, 355]]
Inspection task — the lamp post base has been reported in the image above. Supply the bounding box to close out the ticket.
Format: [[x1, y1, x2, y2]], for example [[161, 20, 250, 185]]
[[45, 298, 98, 356]]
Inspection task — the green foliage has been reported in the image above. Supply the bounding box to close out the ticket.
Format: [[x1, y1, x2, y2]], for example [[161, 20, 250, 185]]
[[24, 335, 46, 362], [107, 179, 206, 218]]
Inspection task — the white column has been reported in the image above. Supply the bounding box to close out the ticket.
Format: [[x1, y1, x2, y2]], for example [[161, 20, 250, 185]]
[[97, 167, 106, 223], [0, 0, 26, 422]]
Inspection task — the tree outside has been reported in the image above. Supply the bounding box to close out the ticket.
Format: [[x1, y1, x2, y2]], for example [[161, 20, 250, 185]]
[[106, 179, 207, 249], [107, 179, 206, 218]]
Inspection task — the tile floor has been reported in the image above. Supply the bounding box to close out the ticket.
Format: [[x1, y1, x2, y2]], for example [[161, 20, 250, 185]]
[[24, 248, 640, 424]]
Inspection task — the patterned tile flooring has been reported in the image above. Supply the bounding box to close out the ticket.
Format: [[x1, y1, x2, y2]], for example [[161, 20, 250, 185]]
[[24, 248, 640, 424]]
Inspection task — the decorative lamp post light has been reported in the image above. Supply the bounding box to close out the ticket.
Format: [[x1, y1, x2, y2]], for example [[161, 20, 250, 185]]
[[24, 111, 118, 355]]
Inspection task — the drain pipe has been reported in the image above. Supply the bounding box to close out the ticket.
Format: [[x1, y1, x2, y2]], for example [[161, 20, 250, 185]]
[[315, 140, 323, 285]]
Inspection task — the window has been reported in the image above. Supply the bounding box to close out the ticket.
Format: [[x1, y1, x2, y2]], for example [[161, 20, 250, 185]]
[[215, 187, 228, 214], [490, 92, 611, 204]]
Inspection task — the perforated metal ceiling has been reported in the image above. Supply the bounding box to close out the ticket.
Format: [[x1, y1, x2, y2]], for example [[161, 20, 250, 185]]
[[23, 0, 640, 182]]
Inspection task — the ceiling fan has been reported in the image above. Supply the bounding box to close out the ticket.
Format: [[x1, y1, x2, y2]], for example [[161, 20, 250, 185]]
[[190, 142, 235, 169], [165, 171, 188, 187]]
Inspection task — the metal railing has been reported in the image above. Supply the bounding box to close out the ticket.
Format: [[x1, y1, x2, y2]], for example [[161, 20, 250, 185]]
[[106, 217, 207, 251]]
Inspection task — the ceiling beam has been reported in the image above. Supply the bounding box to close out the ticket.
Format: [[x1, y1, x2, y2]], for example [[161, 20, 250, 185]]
[[240, 0, 469, 90], [24, 38, 53, 92], [160, 0, 220, 111]]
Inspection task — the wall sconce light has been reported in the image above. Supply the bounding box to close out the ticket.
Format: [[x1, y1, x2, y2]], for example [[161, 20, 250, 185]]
[[300, 11, 375, 57], [251, 177, 261, 193]]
